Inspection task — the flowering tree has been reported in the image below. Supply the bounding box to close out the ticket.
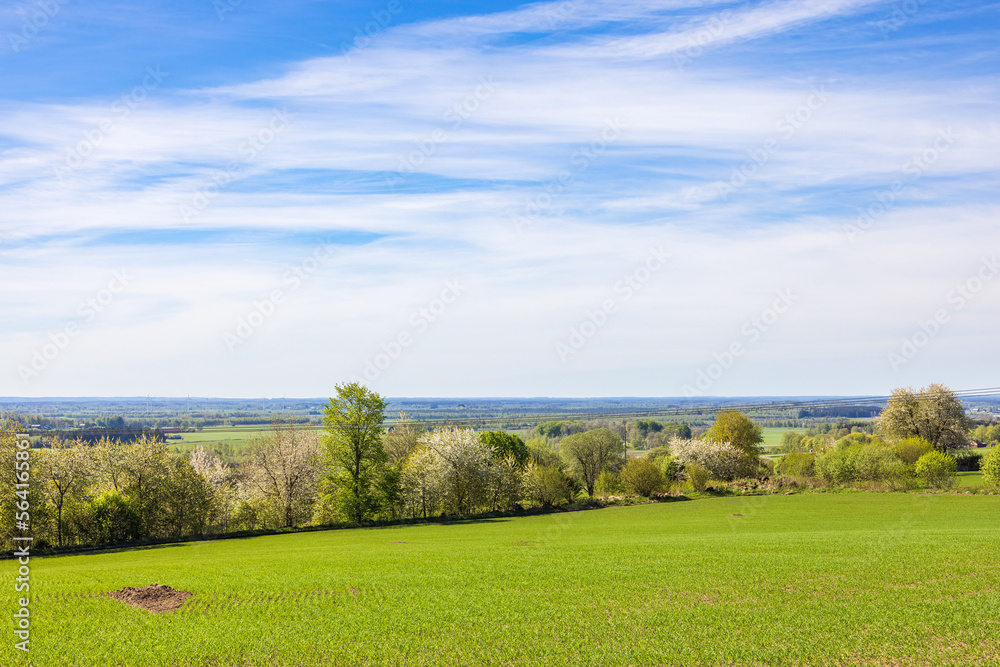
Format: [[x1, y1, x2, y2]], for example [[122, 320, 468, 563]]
[[669, 437, 748, 481]]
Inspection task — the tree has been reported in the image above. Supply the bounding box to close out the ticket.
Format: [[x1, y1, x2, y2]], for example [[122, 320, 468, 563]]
[[162, 458, 216, 537], [878, 384, 972, 452], [705, 411, 764, 457], [35, 439, 89, 546], [619, 458, 667, 497], [384, 410, 424, 466], [670, 438, 747, 481], [417, 428, 492, 515], [400, 445, 445, 518], [246, 420, 323, 527], [479, 431, 531, 470], [322, 383, 389, 524], [560, 428, 624, 496]]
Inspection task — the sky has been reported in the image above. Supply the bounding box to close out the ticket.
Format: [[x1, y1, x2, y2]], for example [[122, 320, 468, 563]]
[[1, 0, 998, 398]]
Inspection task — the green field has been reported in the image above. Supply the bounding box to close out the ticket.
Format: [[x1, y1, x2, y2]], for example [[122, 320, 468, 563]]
[[5, 493, 999, 666], [760, 426, 787, 448], [165, 427, 263, 460]]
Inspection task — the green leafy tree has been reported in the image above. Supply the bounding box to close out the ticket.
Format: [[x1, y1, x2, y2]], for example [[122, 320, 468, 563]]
[[704, 411, 764, 457], [479, 431, 531, 469], [560, 428, 625, 496], [322, 383, 389, 524], [878, 384, 972, 452]]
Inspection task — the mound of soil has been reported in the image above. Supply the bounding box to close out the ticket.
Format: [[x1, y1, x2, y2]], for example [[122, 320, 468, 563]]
[[104, 584, 192, 613]]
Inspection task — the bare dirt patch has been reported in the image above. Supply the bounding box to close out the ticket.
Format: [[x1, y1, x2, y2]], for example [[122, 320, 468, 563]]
[[104, 584, 193, 613]]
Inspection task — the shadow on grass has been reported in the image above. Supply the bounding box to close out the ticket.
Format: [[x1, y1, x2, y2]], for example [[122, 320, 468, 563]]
[[10, 494, 696, 560]]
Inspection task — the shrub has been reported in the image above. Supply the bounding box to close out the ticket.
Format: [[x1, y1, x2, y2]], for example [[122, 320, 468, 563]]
[[527, 464, 576, 507], [87, 491, 143, 544], [685, 463, 710, 492], [619, 458, 667, 497], [776, 452, 815, 478], [854, 445, 907, 486], [894, 437, 933, 464], [659, 455, 684, 483], [953, 450, 983, 472], [814, 447, 857, 486], [594, 471, 624, 497], [981, 448, 1000, 487], [914, 450, 957, 489]]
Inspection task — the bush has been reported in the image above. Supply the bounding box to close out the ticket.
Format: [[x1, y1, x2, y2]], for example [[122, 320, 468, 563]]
[[854, 445, 908, 486], [619, 458, 667, 497], [87, 491, 143, 544], [914, 451, 957, 489], [528, 465, 576, 507], [814, 447, 857, 486], [776, 452, 815, 478], [659, 455, 684, 483], [981, 448, 1000, 487], [953, 450, 983, 472], [685, 463, 710, 492], [594, 471, 624, 497], [894, 437, 933, 464]]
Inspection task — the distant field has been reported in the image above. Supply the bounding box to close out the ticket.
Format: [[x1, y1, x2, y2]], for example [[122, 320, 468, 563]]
[[7, 493, 999, 666], [165, 426, 263, 460], [760, 426, 786, 448]]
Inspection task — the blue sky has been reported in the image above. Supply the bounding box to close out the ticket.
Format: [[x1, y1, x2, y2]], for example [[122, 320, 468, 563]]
[[1, 0, 998, 398]]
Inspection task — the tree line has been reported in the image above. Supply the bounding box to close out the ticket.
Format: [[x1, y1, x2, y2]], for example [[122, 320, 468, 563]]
[[3, 382, 997, 550]]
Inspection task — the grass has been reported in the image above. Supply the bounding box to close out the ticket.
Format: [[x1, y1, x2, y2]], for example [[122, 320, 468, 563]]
[[760, 426, 787, 448], [4, 493, 999, 666], [165, 427, 261, 460], [955, 471, 984, 487]]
